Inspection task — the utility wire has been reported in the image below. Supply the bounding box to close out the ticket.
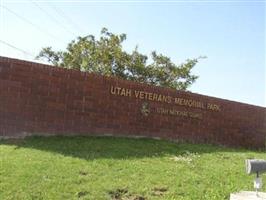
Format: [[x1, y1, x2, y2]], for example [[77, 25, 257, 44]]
[[30, 1, 77, 37], [1, 5, 66, 44], [6, 0, 266, 3], [49, 4, 84, 34], [0, 39, 35, 58]]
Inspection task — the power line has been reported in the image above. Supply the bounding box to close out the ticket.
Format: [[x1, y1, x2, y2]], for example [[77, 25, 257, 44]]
[[5, 0, 266, 3], [30, 1, 77, 37], [1, 5, 66, 44], [49, 4, 84, 34], [0, 39, 35, 58]]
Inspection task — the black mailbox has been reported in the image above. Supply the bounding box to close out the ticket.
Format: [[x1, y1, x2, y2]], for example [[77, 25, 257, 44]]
[[246, 159, 266, 175]]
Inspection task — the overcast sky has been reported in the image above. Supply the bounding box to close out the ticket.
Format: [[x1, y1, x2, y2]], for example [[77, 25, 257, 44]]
[[0, 0, 265, 106]]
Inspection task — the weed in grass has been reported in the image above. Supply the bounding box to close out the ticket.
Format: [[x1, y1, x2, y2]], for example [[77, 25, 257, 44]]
[[170, 150, 200, 163]]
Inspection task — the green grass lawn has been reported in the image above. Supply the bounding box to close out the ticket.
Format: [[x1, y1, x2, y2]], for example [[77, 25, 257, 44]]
[[0, 136, 265, 200]]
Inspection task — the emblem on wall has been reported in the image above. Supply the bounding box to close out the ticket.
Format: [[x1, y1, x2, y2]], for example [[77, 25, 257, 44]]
[[141, 102, 150, 116]]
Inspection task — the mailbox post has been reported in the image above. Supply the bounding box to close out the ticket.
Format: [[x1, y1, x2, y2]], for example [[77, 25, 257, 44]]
[[230, 159, 266, 200], [246, 159, 266, 196]]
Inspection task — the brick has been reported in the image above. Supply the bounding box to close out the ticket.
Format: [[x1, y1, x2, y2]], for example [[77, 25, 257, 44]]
[[0, 56, 265, 149]]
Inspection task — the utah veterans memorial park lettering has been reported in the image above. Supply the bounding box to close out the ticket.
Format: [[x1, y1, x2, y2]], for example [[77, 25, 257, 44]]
[[110, 85, 221, 119]]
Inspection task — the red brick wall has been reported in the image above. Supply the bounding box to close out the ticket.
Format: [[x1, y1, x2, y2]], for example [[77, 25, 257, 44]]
[[0, 56, 265, 149]]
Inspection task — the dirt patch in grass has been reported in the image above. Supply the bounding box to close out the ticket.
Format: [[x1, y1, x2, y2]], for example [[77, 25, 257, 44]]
[[132, 196, 146, 200], [108, 188, 128, 199], [77, 191, 89, 198], [152, 187, 168, 196], [79, 170, 88, 176], [108, 188, 146, 200]]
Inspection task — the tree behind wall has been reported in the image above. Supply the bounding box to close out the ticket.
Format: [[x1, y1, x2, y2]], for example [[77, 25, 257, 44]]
[[36, 28, 202, 91]]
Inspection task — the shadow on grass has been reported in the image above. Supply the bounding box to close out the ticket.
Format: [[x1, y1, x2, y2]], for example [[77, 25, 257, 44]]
[[0, 135, 262, 160]]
